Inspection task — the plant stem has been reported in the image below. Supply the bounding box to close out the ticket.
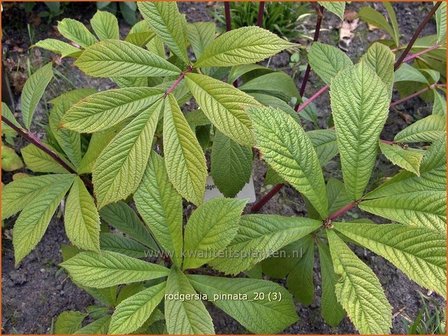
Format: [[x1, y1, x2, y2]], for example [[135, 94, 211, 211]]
[[257, 2, 265, 27], [298, 4, 324, 99], [250, 183, 284, 213], [394, 2, 442, 70], [402, 44, 440, 63], [390, 82, 445, 108], [296, 84, 329, 113], [326, 200, 359, 221], [164, 66, 192, 97], [224, 2, 232, 32], [2, 117, 77, 174]]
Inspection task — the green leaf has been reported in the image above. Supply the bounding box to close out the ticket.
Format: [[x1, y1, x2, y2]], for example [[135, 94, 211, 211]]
[[239, 71, 300, 101], [330, 62, 390, 200], [435, 1, 447, 44], [2, 102, 20, 137], [100, 233, 149, 258], [187, 22, 216, 59], [318, 1, 345, 19], [165, 268, 215, 334], [65, 176, 100, 252], [109, 282, 166, 334], [163, 94, 207, 205], [185, 73, 259, 146], [249, 106, 328, 217], [383, 2, 400, 47], [189, 275, 298, 334], [327, 230, 392, 334], [58, 18, 98, 48], [394, 63, 429, 84], [74, 315, 111, 334], [60, 251, 169, 288], [91, 10, 120, 40], [359, 6, 398, 46], [308, 42, 353, 84], [13, 174, 75, 264], [54, 311, 86, 334], [195, 26, 294, 67], [432, 90, 446, 115], [93, 99, 163, 208], [137, 2, 189, 62], [21, 144, 72, 174], [100, 201, 158, 249], [1, 145, 24, 171], [2, 174, 70, 219], [211, 131, 252, 198], [49, 89, 96, 167], [334, 222, 446, 298], [183, 198, 246, 270], [78, 127, 119, 174], [21, 62, 53, 129], [317, 242, 345, 327], [360, 138, 446, 234], [379, 142, 423, 176], [361, 42, 395, 90], [326, 178, 352, 214], [75, 40, 181, 78], [134, 151, 183, 266], [34, 39, 81, 58], [125, 20, 155, 47], [286, 238, 315, 305], [307, 129, 338, 166], [394, 115, 446, 143], [62, 87, 163, 133], [209, 215, 321, 275]]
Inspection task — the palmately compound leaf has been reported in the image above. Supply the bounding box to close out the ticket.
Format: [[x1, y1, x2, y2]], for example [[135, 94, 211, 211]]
[[60, 251, 169, 288], [361, 42, 394, 92], [394, 114, 446, 143], [90, 10, 120, 40], [49, 88, 96, 168], [360, 138, 446, 234], [100, 201, 158, 250], [187, 22, 216, 59], [334, 222, 446, 298], [211, 131, 252, 197], [75, 40, 181, 78], [58, 18, 98, 48], [137, 1, 189, 62], [183, 198, 247, 270], [209, 215, 321, 275], [109, 282, 166, 334], [379, 142, 423, 176], [61, 87, 163, 133], [327, 230, 392, 334], [188, 275, 298, 334], [330, 62, 390, 200], [318, 1, 346, 19], [249, 106, 328, 218], [13, 174, 75, 265], [93, 99, 163, 208], [165, 268, 215, 334], [21, 62, 53, 129], [308, 42, 353, 84], [134, 152, 183, 267], [163, 94, 207, 205], [2, 174, 70, 220], [195, 26, 294, 67], [317, 242, 345, 327], [21, 144, 73, 174], [65, 176, 100, 252], [34, 39, 81, 58], [185, 73, 259, 146], [54, 311, 86, 334], [74, 315, 111, 334]]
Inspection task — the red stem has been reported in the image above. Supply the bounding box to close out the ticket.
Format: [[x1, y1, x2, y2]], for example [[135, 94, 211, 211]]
[[327, 201, 359, 221], [402, 44, 440, 63], [298, 5, 324, 99], [295, 84, 329, 113], [250, 184, 284, 213], [2, 117, 77, 174], [164, 66, 192, 97], [394, 2, 442, 70], [224, 2, 232, 32], [390, 83, 445, 108], [257, 2, 265, 27]]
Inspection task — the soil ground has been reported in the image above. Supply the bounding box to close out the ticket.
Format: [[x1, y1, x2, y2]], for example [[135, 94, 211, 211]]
[[2, 2, 445, 334]]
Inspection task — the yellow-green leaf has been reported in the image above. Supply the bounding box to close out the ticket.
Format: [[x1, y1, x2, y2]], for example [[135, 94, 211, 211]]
[[379, 142, 423, 176], [91, 10, 120, 40], [58, 18, 98, 48]]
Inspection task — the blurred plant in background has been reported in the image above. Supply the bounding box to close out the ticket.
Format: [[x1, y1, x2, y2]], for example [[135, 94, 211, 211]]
[[403, 293, 446, 334], [97, 1, 138, 25]]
